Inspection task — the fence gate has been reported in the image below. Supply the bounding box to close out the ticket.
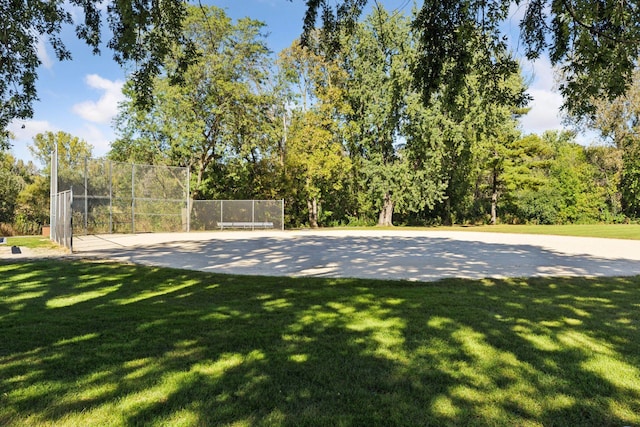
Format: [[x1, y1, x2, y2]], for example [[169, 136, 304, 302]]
[[51, 189, 73, 251]]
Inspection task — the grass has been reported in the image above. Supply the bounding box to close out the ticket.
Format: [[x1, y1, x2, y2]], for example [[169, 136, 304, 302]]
[[5, 236, 62, 250], [446, 223, 640, 240], [335, 223, 640, 240], [1, 260, 639, 426]]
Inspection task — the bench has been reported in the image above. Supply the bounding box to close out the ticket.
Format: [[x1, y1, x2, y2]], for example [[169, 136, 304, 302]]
[[218, 221, 274, 230]]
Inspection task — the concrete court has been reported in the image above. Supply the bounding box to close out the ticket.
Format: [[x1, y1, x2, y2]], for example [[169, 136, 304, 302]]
[[69, 229, 640, 282]]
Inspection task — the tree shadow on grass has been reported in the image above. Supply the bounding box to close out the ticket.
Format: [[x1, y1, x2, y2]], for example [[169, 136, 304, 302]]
[[0, 259, 639, 425]]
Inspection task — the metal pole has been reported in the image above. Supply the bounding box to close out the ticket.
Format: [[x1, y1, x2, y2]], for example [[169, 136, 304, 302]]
[[131, 163, 135, 233], [69, 188, 74, 253], [252, 200, 255, 231], [109, 161, 113, 234], [63, 190, 68, 249], [50, 148, 58, 240], [281, 199, 284, 230], [84, 157, 88, 235], [58, 192, 62, 244], [220, 200, 223, 230], [186, 167, 190, 232]]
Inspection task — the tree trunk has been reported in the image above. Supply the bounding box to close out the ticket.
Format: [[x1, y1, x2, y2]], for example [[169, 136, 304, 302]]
[[491, 191, 497, 225], [307, 197, 319, 228], [377, 192, 394, 226], [193, 160, 205, 200], [443, 197, 453, 226], [491, 165, 498, 225]]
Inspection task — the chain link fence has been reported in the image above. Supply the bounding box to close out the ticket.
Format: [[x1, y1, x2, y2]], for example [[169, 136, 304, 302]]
[[51, 155, 284, 239], [58, 158, 189, 234], [191, 200, 284, 231]]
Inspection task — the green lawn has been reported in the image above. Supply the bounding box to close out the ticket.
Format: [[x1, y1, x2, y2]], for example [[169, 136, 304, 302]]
[[445, 223, 640, 240], [5, 236, 62, 250], [1, 260, 639, 426], [346, 223, 640, 240]]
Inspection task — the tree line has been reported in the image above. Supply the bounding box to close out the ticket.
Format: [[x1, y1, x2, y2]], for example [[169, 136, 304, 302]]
[[1, 4, 639, 233]]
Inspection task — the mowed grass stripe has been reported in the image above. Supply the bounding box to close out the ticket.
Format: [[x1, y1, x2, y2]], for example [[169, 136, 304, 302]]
[[0, 259, 639, 426], [340, 224, 640, 240]]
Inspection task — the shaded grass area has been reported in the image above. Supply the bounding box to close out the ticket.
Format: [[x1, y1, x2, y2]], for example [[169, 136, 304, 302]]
[[1, 260, 639, 426]]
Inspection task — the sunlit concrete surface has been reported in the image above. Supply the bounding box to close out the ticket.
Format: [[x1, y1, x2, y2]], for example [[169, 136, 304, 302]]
[[66, 229, 640, 282]]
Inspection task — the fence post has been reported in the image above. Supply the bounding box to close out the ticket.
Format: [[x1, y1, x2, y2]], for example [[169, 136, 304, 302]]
[[186, 168, 190, 232], [281, 199, 285, 230], [69, 188, 73, 252], [84, 157, 88, 235], [252, 200, 255, 231], [220, 200, 224, 230], [54, 191, 59, 245], [109, 160, 113, 234], [49, 148, 58, 240], [62, 190, 68, 249], [131, 163, 135, 233]]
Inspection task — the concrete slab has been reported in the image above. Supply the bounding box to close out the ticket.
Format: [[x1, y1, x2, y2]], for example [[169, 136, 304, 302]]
[[69, 230, 640, 282]]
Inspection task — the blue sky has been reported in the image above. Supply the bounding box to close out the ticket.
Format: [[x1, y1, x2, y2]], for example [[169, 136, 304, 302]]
[[7, 0, 587, 166]]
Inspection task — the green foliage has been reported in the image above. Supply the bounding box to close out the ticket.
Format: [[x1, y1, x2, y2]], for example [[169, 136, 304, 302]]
[[582, 65, 640, 218], [15, 175, 50, 233], [422, 55, 526, 225], [279, 40, 352, 227], [87, 3, 640, 227], [112, 5, 279, 202], [302, 0, 640, 118], [0, 169, 24, 224], [621, 146, 640, 217], [501, 132, 608, 224], [585, 145, 624, 222], [0, 0, 191, 139], [29, 131, 93, 172], [0, 151, 26, 224], [338, 5, 447, 225]]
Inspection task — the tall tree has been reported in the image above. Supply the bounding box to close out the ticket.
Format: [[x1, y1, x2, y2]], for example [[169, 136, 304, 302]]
[[279, 39, 351, 227], [500, 131, 605, 224], [112, 5, 278, 200], [28, 131, 93, 202], [29, 131, 93, 172], [585, 145, 623, 221], [15, 175, 50, 234], [0, 151, 25, 224], [467, 69, 527, 225], [301, 0, 640, 118], [581, 66, 640, 217], [339, 5, 445, 226]]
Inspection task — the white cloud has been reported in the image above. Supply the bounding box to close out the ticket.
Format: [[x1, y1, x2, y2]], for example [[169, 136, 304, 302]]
[[8, 119, 57, 142], [72, 74, 125, 124], [523, 56, 558, 89], [518, 57, 566, 134], [517, 57, 606, 146], [520, 87, 565, 134], [74, 124, 112, 157], [7, 120, 58, 164], [36, 37, 54, 69]]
